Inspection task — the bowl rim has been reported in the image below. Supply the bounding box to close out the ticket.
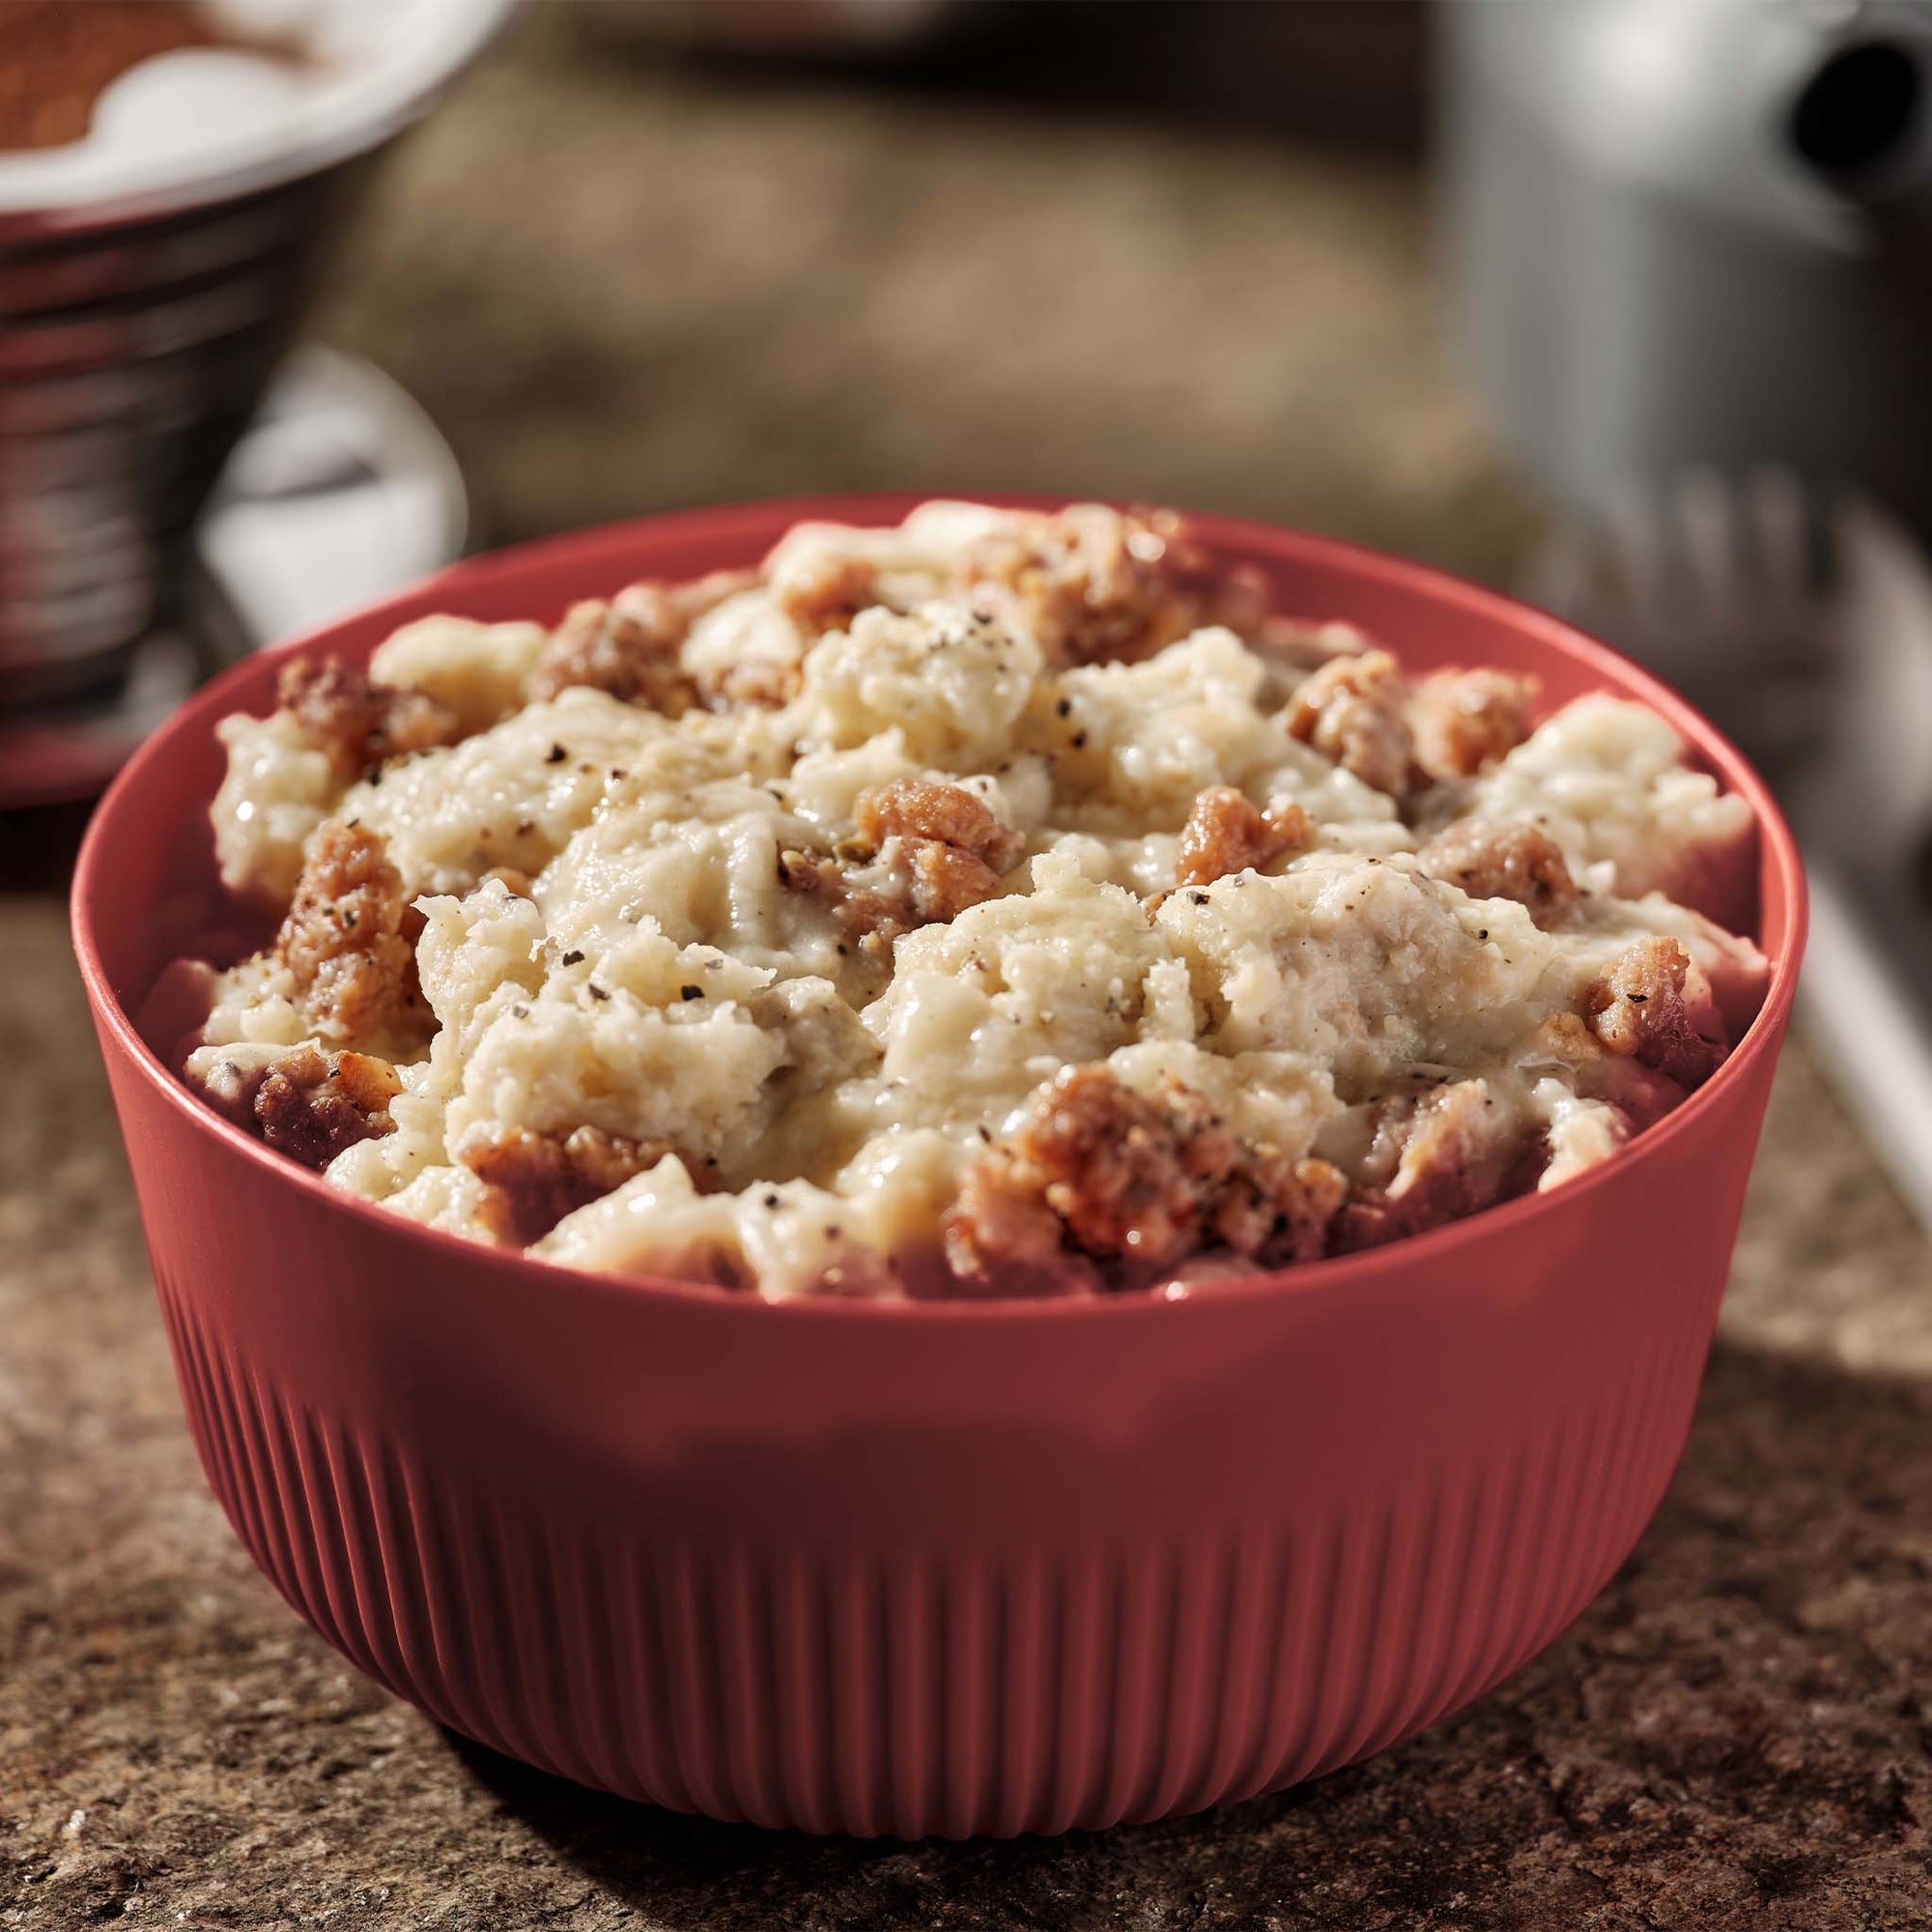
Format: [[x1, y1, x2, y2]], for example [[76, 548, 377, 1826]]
[[71, 492, 1809, 1324]]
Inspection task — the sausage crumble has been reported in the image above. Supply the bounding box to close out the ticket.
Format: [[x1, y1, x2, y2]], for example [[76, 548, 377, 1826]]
[[272, 822, 427, 1048], [1408, 668, 1535, 781], [252, 1045, 402, 1170], [1174, 786, 1314, 891], [463, 1123, 697, 1246], [279, 656, 461, 781], [781, 779, 1023, 953], [1582, 937, 1727, 1091], [1282, 648, 1414, 797], [944, 1065, 1348, 1287], [530, 571, 757, 711], [1331, 1079, 1526, 1253], [1416, 818, 1578, 927]]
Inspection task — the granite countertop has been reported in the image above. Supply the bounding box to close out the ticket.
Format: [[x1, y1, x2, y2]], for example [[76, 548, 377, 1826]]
[[5, 20, 1930, 1929]]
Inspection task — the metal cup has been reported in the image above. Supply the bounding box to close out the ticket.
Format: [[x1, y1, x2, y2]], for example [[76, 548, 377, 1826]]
[[0, 1, 511, 713]]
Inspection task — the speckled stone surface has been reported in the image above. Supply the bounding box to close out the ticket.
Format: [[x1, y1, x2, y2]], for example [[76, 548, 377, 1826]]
[[5, 17, 1932, 1929]]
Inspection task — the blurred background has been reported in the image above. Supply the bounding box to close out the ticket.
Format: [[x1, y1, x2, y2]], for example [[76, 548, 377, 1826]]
[[3, 0, 1932, 1219], [318, 1, 1492, 559]]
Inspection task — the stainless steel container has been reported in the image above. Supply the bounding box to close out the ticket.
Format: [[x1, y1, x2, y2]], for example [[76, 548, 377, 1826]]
[[1441, 0, 1932, 535], [0, 0, 510, 711]]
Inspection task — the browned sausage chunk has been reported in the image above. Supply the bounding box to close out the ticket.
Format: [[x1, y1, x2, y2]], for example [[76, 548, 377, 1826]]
[[1282, 650, 1414, 796], [944, 1065, 1346, 1286], [529, 596, 696, 714], [954, 506, 1213, 666], [462, 1123, 694, 1246], [278, 656, 461, 781], [1582, 937, 1726, 1090], [253, 1044, 402, 1169], [273, 821, 426, 1047], [781, 780, 1023, 955], [1407, 668, 1535, 781], [1174, 785, 1314, 890], [774, 551, 880, 639], [777, 847, 913, 957], [528, 569, 758, 711], [1331, 1078, 1526, 1253], [1416, 818, 1578, 926], [854, 777, 1024, 923]]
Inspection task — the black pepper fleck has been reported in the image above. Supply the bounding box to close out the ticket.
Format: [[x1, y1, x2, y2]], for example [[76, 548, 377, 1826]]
[[546, 744, 567, 763], [561, 950, 584, 966], [587, 984, 610, 1002], [680, 985, 702, 1001]]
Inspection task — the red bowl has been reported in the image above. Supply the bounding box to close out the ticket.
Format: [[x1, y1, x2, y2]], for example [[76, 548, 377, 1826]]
[[71, 497, 1805, 1838]]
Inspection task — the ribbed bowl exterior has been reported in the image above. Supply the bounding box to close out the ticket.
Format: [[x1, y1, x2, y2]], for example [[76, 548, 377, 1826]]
[[73, 499, 1805, 1837]]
